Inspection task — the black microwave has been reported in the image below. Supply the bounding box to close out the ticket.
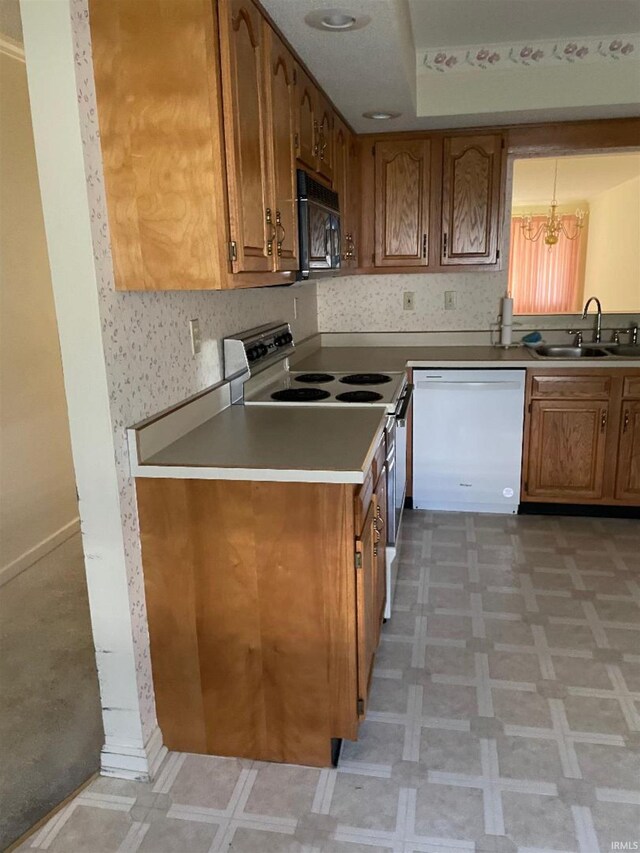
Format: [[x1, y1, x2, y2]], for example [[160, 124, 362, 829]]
[[296, 170, 341, 280]]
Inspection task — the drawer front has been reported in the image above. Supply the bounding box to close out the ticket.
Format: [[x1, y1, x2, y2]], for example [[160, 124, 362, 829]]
[[355, 466, 374, 535], [622, 375, 640, 400], [530, 373, 611, 400], [373, 433, 386, 488]]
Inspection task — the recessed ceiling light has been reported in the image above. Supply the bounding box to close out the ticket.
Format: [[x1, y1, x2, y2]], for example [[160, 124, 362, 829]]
[[362, 110, 401, 120], [320, 12, 356, 29], [305, 9, 370, 32]]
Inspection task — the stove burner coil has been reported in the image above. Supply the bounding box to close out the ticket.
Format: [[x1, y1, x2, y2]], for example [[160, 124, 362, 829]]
[[335, 390, 384, 403], [339, 373, 392, 385], [294, 373, 335, 384], [270, 388, 331, 402]]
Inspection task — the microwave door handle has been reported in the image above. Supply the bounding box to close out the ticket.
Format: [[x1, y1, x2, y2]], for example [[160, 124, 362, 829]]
[[333, 217, 341, 267], [324, 220, 332, 265]]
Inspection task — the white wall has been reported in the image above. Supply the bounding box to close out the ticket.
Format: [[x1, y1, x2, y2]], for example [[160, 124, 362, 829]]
[[21, 0, 318, 778], [584, 176, 640, 312], [0, 47, 78, 581]]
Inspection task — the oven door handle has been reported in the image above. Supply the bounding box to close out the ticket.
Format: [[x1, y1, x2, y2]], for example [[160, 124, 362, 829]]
[[395, 384, 413, 425]]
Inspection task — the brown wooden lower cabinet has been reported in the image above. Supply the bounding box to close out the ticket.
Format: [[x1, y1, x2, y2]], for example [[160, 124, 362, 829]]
[[136, 453, 387, 767], [522, 368, 640, 506], [616, 400, 640, 502]]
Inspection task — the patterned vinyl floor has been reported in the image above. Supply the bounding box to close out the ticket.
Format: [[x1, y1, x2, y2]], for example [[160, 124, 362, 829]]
[[18, 511, 640, 853]]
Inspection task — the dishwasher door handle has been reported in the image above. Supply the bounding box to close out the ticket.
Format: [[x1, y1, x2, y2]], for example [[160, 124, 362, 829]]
[[416, 380, 522, 390]]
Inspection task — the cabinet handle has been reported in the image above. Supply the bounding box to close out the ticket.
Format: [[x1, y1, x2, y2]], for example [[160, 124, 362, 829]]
[[601, 410, 607, 433], [319, 131, 327, 161], [623, 409, 630, 433], [342, 233, 355, 261], [313, 120, 319, 156], [443, 232, 448, 258], [275, 209, 285, 257], [422, 233, 427, 259], [265, 207, 276, 256], [376, 505, 384, 528]]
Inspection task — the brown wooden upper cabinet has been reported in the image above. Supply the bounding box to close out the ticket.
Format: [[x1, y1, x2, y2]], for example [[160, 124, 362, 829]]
[[294, 65, 334, 184], [374, 139, 431, 267], [334, 116, 357, 266], [219, 0, 272, 273], [294, 65, 317, 172], [440, 134, 504, 266], [315, 95, 335, 183], [263, 25, 299, 272]]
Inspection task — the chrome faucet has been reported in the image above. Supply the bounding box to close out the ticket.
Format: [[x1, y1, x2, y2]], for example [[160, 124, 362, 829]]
[[582, 296, 603, 343]]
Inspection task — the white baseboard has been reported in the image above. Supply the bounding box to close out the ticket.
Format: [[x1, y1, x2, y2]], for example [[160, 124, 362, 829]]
[[0, 517, 80, 587], [100, 725, 167, 781]]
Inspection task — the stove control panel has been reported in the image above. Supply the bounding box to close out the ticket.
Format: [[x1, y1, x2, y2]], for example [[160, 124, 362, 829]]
[[224, 321, 295, 380]]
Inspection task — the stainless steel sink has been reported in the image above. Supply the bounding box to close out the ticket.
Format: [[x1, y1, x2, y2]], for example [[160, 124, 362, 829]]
[[532, 345, 608, 359], [604, 345, 640, 358]]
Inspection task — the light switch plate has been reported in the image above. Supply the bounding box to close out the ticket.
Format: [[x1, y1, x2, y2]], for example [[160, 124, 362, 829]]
[[189, 319, 201, 355], [444, 291, 457, 310], [403, 291, 415, 311]]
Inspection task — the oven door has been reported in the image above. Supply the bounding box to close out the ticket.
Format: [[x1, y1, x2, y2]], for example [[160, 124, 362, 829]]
[[385, 416, 397, 545], [393, 383, 413, 539]]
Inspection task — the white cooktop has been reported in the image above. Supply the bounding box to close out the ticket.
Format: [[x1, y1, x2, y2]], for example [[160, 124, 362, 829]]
[[244, 370, 406, 410]]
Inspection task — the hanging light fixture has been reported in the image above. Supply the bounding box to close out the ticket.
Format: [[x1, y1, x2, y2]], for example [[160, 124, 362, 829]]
[[517, 160, 587, 247]]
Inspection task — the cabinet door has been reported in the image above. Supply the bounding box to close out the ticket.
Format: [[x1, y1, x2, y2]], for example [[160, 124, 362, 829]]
[[264, 26, 298, 272], [355, 497, 377, 718], [334, 117, 353, 264], [295, 66, 317, 171], [315, 96, 334, 183], [441, 134, 503, 266], [219, 0, 272, 272], [374, 471, 387, 631], [615, 401, 640, 502], [374, 139, 430, 267], [525, 400, 609, 500]]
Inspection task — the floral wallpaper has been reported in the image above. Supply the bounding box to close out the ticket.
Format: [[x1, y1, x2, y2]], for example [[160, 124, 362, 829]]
[[317, 271, 509, 333], [71, 0, 317, 742], [423, 34, 637, 73]]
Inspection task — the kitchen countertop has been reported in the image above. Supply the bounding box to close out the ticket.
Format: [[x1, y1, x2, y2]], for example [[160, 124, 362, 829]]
[[138, 405, 386, 484], [293, 344, 640, 372], [130, 343, 640, 483]]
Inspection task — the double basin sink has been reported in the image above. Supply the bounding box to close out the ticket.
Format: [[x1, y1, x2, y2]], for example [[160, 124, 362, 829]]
[[531, 344, 640, 360]]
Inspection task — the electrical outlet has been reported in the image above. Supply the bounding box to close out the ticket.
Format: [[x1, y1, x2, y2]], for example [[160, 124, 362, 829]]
[[189, 319, 201, 355], [403, 291, 415, 311], [444, 291, 457, 310]]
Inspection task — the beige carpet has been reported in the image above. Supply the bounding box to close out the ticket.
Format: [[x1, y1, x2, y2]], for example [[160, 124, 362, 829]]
[[0, 533, 103, 849]]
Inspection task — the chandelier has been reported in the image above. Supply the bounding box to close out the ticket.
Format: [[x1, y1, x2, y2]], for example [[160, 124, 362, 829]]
[[517, 160, 587, 247]]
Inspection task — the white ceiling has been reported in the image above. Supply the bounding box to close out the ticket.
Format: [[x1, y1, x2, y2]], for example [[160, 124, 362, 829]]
[[408, 1, 640, 48], [261, 0, 418, 132], [261, 0, 640, 131], [512, 152, 640, 206]]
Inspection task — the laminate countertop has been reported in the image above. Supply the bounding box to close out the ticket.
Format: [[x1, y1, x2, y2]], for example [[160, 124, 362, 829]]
[[138, 405, 386, 484], [292, 345, 640, 372]]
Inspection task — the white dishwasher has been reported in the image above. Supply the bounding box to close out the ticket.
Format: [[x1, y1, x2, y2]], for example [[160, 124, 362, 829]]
[[413, 369, 526, 514]]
